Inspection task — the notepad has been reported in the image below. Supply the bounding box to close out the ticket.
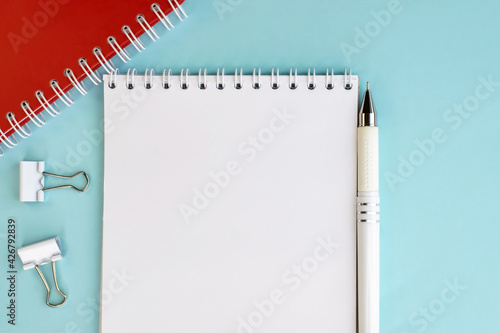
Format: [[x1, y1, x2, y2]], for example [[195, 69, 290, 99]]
[[102, 69, 358, 333]]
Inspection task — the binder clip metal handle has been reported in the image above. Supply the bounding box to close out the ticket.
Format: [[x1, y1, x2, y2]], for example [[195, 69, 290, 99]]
[[20, 161, 89, 202], [42, 171, 90, 193], [17, 237, 67, 308], [35, 261, 67, 308]]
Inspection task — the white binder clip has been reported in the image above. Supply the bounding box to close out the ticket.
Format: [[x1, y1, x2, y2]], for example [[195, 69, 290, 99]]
[[17, 237, 67, 308], [19, 161, 89, 202]]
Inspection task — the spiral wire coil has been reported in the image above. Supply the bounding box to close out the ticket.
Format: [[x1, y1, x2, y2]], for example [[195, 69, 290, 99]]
[[107, 67, 354, 91]]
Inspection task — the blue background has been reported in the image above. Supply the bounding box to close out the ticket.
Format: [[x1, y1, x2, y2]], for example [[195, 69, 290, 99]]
[[1, 0, 499, 332]]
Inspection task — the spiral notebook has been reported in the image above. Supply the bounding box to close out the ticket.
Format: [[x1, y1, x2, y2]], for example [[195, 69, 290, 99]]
[[102, 69, 359, 333], [0, 0, 187, 156]]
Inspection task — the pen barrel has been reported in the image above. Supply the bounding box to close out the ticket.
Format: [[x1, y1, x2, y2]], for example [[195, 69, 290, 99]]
[[357, 127, 378, 192], [357, 125, 379, 333], [357, 218, 380, 333]]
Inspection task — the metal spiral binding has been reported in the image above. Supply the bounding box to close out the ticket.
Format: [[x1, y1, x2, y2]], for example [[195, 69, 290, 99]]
[[21, 101, 47, 126], [198, 69, 207, 89], [162, 69, 172, 89], [126, 69, 137, 89], [137, 14, 159, 42], [36, 91, 60, 117], [7, 113, 31, 139], [344, 68, 353, 90], [93, 47, 116, 74], [64, 69, 87, 95], [271, 68, 280, 89], [107, 36, 131, 63], [289, 69, 298, 89], [144, 69, 154, 89], [180, 69, 189, 89], [152, 3, 174, 30], [234, 69, 243, 89], [108, 68, 355, 91], [0, 126, 17, 149], [253, 68, 261, 89], [216, 69, 225, 90], [0, 1, 187, 155], [326, 68, 334, 90], [168, 0, 188, 20], [307, 68, 316, 90], [79, 58, 102, 85], [50, 80, 74, 106], [122, 26, 146, 52], [108, 69, 119, 89]]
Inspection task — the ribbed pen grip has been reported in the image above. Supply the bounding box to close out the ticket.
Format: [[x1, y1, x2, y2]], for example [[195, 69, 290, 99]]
[[357, 127, 379, 192]]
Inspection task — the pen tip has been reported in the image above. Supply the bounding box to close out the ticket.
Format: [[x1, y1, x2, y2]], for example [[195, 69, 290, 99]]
[[359, 82, 376, 127]]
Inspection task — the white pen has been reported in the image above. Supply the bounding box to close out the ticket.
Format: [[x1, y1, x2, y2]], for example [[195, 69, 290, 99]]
[[357, 82, 380, 333]]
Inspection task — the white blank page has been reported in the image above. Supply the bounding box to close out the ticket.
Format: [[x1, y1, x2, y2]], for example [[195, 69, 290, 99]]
[[102, 73, 358, 333]]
